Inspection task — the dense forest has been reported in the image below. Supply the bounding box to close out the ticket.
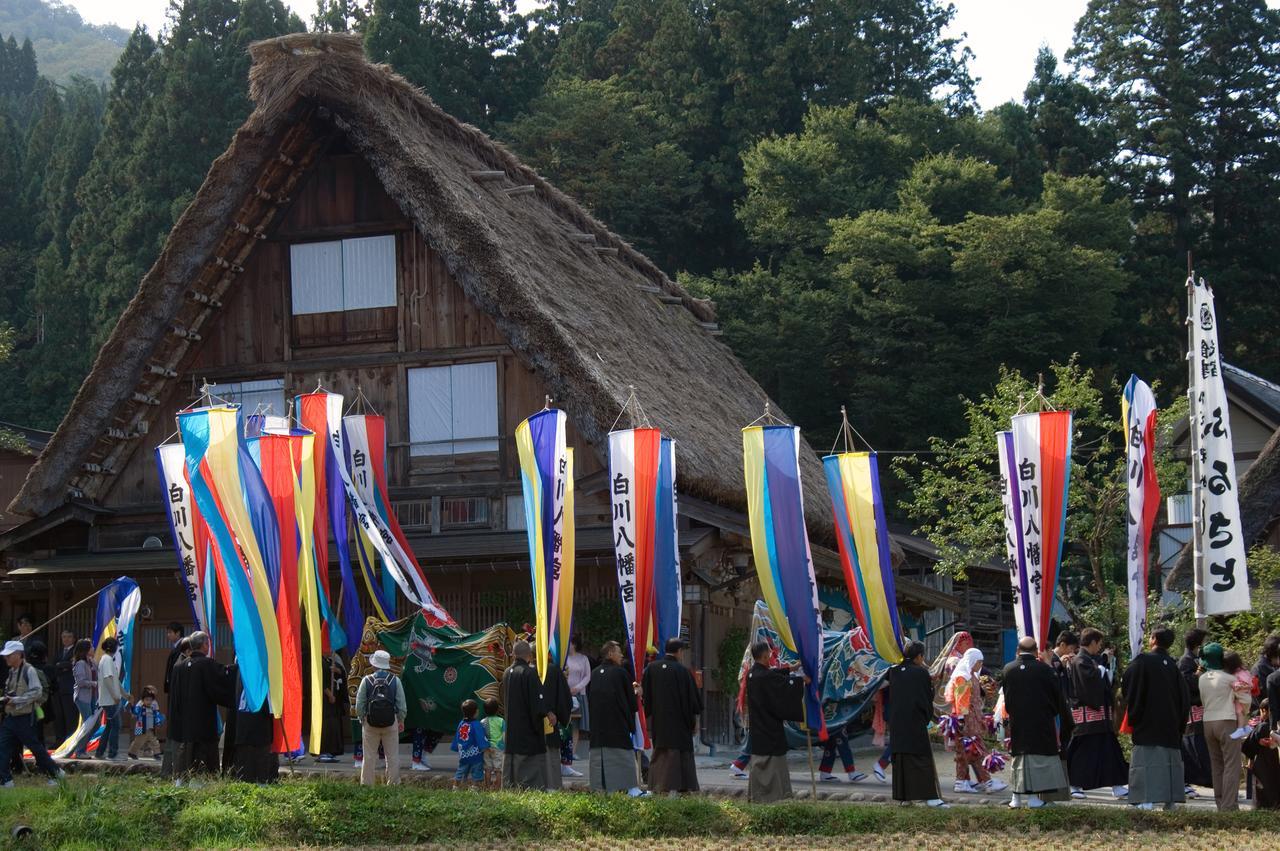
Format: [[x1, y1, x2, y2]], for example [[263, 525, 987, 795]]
[[2, 0, 1279, 463], [0, 0, 128, 82]]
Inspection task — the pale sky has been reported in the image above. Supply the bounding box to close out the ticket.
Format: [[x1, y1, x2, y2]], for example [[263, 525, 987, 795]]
[[62, 0, 1280, 111]]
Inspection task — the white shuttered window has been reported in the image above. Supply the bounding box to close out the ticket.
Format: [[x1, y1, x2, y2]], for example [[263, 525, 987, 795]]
[[409, 362, 499, 456], [290, 235, 396, 315], [213, 378, 287, 417]]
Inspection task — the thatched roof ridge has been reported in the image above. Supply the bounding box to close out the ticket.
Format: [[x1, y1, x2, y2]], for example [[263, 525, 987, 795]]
[[1169, 425, 1280, 590], [12, 32, 837, 539]]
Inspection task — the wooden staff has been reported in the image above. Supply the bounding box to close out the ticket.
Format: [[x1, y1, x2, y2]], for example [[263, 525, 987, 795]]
[[803, 688, 817, 801], [24, 585, 109, 637]]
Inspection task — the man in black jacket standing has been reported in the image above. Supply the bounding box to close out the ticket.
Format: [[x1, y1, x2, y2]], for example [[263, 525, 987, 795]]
[[52, 630, 77, 744], [888, 640, 946, 807], [746, 641, 807, 803], [1004, 636, 1074, 807], [502, 640, 550, 790], [163, 623, 185, 697], [1179, 627, 1211, 793], [587, 640, 646, 796], [169, 631, 233, 782], [542, 663, 572, 789], [1124, 626, 1191, 810], [642, 637, 702, 795]]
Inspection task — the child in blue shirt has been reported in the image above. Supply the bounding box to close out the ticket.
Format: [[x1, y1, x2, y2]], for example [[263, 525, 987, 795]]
[[451, 698, 489, 789]]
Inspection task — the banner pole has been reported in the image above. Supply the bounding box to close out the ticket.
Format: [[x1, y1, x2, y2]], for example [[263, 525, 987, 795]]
[[1187, 269, 1207, 627], [804, 695, 817, 801], [26, 586, 108, 636]]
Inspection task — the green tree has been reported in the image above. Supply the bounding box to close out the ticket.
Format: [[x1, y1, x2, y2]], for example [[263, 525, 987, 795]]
[[1070, 0, 1280, 386], [894, 361, 1188, 625]]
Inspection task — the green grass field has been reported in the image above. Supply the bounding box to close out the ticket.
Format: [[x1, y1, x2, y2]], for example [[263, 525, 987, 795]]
[[0, 776, 1277, 849]]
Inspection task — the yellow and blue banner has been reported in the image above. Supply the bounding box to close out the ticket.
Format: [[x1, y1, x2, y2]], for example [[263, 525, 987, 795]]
[[743, 424, 826, 739], [178, 405, 282, 715], [822, 451, 904, 663], [50, 577, 142, 758], [516, 408, 575, 678]]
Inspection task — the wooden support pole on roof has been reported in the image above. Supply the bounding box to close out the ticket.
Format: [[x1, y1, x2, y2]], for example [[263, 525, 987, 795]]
[[468, 170, 506, 182], [594, 246, 619, 257], [568, 232, 595, 243], [502, 185, 536, 196]]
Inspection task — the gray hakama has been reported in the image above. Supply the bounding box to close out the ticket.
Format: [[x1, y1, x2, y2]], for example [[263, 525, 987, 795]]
[[747, 754, 793, 803], [503, 752, 549, 790], [588, 746, 638, 793], [1011, 754, 1070, 800], [891, 752, 940, 802], [1129, 745, 1185, 805], [545, 749, 564, 790]]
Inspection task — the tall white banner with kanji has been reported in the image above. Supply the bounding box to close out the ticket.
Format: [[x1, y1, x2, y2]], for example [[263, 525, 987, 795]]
[[1189, 277, 1251, 616]]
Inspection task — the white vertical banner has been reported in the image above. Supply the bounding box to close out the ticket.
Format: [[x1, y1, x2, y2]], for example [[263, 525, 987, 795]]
[[1190, 278, 1251, 616], [1010, 414, 1045, 643], [156, 443, 209, 635], [997, 431, 1029, 639], [1123, 376, 1160, 658], [608, 430, 639, 660]]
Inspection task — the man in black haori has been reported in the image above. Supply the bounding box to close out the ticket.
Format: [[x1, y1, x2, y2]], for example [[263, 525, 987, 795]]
[[888, 640, 946, 807], [169, 631, 234, 781], [1004, 636, 1074, 807], [501, 640, 550, 790], [1123, 627, 1191, 810], [587, 641, 647, 796], [1179, 627, 1211, 793], [1066, 628, 1128, 798], [746, 641, 807, 803], [642, 637, 702, 795]]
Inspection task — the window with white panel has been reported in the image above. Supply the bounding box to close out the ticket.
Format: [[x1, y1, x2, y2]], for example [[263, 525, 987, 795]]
[[408, 362, 499, 457], [290, 234, 396, 314], [213, 378, 287, 417]]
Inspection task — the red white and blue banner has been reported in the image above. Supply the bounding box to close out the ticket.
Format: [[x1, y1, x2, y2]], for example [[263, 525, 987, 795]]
[[1122, 375, 1160, 658], [515, 408, 575, 679], [296, 391, 346, 653], [608, 427, 681, 746], [822, 451, 904, 663], [1006, 411, 1072, 651], [743, 424, 826, 739], [1189, 277, 1251, 617], [51, 577, 142, 758]]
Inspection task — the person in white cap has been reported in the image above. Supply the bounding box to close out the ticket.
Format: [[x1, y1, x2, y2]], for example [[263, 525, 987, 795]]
[[0, 639, 65, 787], [355, 650, 406, 786]]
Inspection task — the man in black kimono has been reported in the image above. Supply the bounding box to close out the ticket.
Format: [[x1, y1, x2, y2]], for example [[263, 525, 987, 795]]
[[1004, 636, 1074, 807], [1123, 626, 1191, 809], [543, 663, 572, 790], [163, 623, 185, 696], [1066, 628, 1128, 798], [1243, 698, 1279, 810], [746, 641, 806, 803], [1179, 627, 1211, 793], [888, 640, 946, 806], [587, 640, 646, 796], [641, 637, 702, 794], [502, 640, 549, 790], [169, 631, 234, 782]]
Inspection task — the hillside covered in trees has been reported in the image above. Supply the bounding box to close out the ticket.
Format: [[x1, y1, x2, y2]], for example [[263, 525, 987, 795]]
[[0, 0, 129, 83], [2, 0, 1279, 463]]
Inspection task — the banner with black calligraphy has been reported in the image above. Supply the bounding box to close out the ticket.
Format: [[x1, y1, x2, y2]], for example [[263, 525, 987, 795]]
[[997, 431, 1031, 641], [1122, 376, 1160, 657], [1009, 410, 1073, 651], [155, 443, 213, 637], [1190, 278, 1251, 616], [516, 408, 576, 679]]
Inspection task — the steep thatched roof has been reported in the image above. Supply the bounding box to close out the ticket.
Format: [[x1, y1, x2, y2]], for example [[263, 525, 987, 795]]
[[1169, 425, 1280, 590], [11, 33, 837, 539]]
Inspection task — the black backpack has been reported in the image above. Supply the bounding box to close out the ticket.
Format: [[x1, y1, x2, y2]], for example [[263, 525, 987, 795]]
[[366, 672, 398, 728]]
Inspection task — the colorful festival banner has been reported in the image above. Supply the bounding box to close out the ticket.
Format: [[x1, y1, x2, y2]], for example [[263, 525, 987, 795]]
[[254, 432, 307, 753], [742, 424, 826, 738], [156, 443, 212, 635], [297, 392, 339, 654], [1189, 277, 1251, 617], [1122, 376, 1161, 658], [284, 429, 327, 753], [608, 428, 681, 747], [179, 406, 282, 714], [997, 431, 1032, 640], [822, 451, 904, 663], [515, 409, 575, 678], [343, 413, 454, 628], [51, 577, 142, 758], [1009, 411, 1073, 651]]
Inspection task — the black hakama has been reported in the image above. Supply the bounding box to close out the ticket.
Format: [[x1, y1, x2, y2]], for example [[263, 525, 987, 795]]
[[1066, 732, 1129, 789], [891, 752, 940, 802]]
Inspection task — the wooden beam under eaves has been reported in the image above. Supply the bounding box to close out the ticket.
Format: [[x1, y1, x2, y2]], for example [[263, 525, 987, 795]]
[[468, 170, 506, 182], [503, 185, 536, 197]]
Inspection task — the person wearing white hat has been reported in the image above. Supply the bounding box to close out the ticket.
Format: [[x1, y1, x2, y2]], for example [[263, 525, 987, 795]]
[[355, 650, 406, 786], [0, 640, 65, 787]]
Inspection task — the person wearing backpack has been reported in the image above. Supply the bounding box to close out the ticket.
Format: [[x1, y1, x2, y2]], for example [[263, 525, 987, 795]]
[[355, 650, 406, 786], [0, 640, 65, 787]]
